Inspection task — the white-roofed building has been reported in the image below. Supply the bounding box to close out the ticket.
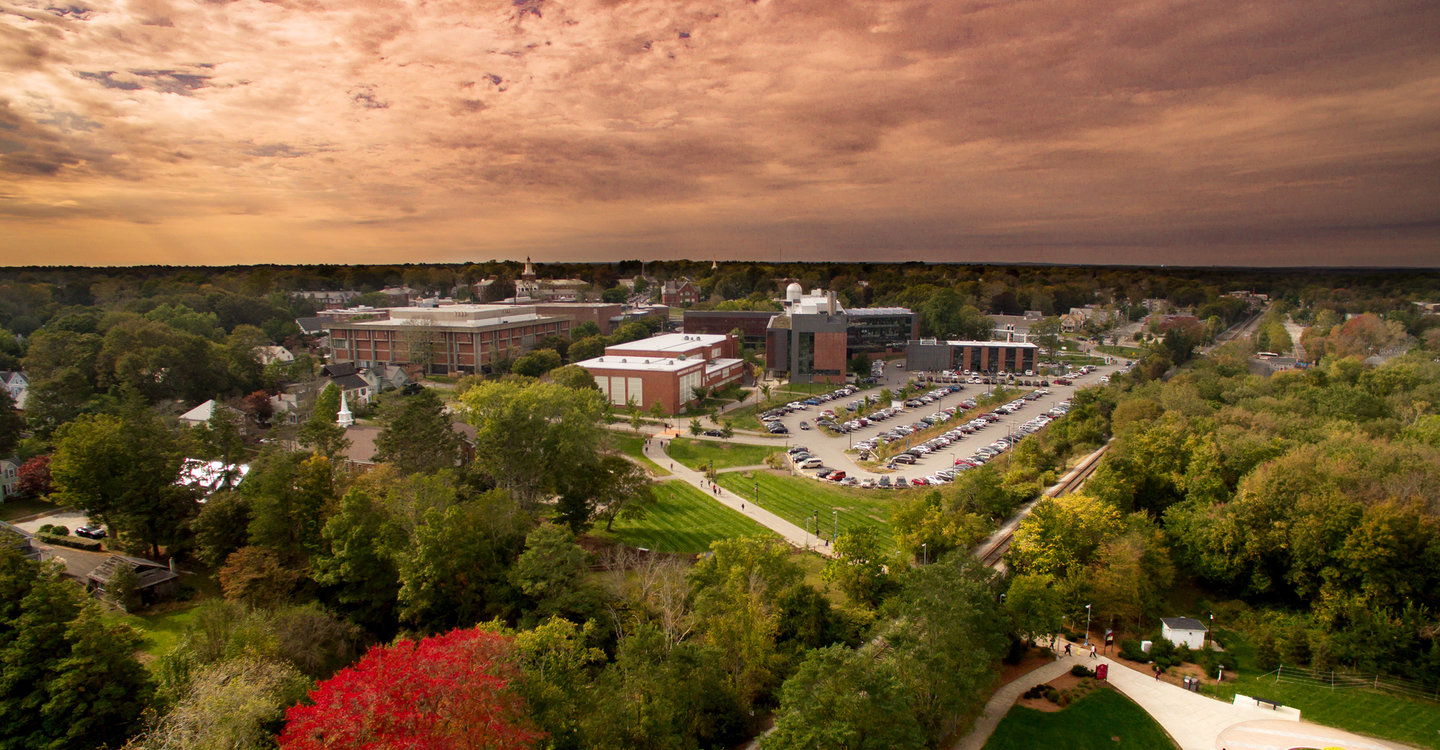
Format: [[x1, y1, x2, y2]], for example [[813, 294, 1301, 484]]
[[325, 303, 578, 375], [576, 333, 743, 414]]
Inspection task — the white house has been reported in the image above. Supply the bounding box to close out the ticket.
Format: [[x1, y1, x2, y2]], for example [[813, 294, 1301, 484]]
[[1160, 617, 1208, 650], [0, 371, 28, 410], [251, 345, 296, 366], [178, 399, 244, 429], [0, 458, 20, 501]]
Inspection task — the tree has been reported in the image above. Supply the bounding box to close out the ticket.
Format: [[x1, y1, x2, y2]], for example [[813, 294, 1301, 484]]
[[765, 645, 923, 750], [396, 492, 532, 631], [50, 410, 189, 557], [1005, 573, 1062, 645], [689, 418, 703, 436], [279, 628, 542, 750], [548, 364, 596, 391], [649, 400, 667, 421], [219, 547, 305, 608], [459, 379, 607, 506], [847, 351, 871, 377], [823, 527, 894, 608], [374, 388, 462, 475], [566, 336, 604, 363], [601, 286, 628, 303], [507, 524, 602, 627], [246, 453, 337, 561], [202, 404, 247, 467], [0, 550, 154, 750], [16, 455, 51, 497], [556, 454, 655, 533], [511, 349, 563, 378], [242, 390, 274, 427], [296, 383, 350, 461], [0, 388, 22, 457], [190, 490, 252, 569], [125, 657, 310, 750], [314, 489, 404, 635]]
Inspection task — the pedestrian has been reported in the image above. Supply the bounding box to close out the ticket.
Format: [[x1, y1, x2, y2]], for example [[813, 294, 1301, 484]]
[[741, 502, 745, 510], [1089, 645, 1097, 660], [1064, 643, 1072, 657]]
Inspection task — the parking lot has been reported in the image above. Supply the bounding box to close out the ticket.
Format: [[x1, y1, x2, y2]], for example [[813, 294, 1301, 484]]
[[757, 359, 1128, 488]]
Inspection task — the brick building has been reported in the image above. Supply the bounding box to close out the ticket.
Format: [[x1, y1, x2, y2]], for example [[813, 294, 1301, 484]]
[[326, 304, 574, 375], [661, 280, 702, 307], [576, 333, 745, 414], [682, 310, 773, 347]]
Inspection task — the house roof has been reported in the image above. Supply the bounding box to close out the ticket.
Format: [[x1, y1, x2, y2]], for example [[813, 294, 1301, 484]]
[[179, 399, 224, 423], [295, 316, 327, 334], [322, 362, 359, 378], [331, 373, 371, 391], [1161, 617, 1208, 632], [87, 554, 179, 589]]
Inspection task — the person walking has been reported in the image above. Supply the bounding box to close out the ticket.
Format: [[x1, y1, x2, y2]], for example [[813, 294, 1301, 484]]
[[1064, 643, 1072, 657], [1089, 645, 1098, 660]]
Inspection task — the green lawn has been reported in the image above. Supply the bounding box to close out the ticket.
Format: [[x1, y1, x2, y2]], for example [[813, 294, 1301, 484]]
[[596, 480, 778, 554], [984, 687, 1177, 750], [0, 496, 61, 521], [609, 432, 671, 476], [668, 438, 780, 471], [1202, 629, 1440, 748], [106, 601, 206, 664], [714, 471, 901, 553]]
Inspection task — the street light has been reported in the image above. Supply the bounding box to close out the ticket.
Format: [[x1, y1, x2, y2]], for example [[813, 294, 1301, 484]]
[[922, 542, 927, 565], [1084, 604, 1092, 647], [833, 509, 838, 542]]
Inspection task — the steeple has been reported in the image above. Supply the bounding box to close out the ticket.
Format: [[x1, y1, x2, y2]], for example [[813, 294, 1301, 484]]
[[522, 256, 536, 280], [336, 390, 354, 428]]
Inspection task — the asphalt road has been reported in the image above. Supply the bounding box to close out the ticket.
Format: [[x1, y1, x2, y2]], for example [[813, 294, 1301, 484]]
[[750, 358, 1129, 485]]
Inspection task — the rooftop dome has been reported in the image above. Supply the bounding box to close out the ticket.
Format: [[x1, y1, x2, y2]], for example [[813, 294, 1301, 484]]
[[786, 282, 803, 302]]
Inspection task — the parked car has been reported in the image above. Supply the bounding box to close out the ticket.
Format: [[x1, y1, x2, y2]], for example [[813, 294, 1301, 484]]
[[75, 525, 106, 539], [702, 429, 725, 437]]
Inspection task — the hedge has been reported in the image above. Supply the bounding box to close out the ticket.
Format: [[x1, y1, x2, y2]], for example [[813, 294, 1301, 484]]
[[38, 533, 102, 552]]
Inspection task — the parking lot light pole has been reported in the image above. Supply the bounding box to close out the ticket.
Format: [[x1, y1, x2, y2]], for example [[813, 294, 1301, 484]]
[[922, 542, 927, 565], [833, 510, 838, 541], [1085, 603, 1092, 646]]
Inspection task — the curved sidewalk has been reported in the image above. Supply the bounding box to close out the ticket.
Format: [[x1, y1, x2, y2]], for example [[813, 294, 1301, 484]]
[[644, 437, 835, 557]]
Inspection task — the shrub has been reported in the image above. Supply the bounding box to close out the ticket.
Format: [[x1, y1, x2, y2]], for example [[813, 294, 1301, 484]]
[[1119, 639, 1149, 662], [51, 525, 69, 536], [1175, 643, 1193, 663], [1070, 664, 1094, 678], [1057, 691, 1072, 707], [38, 524, 53, 534], [1044, 688, 1060, 703], [37, 533, 102, 551]]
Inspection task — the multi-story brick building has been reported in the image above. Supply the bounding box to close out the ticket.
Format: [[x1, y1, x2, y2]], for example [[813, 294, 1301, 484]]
[[683, 310, 773, 348], [661, 279, 702, 307], [576, 333, 744, 414], [326, 304, 574, 375]]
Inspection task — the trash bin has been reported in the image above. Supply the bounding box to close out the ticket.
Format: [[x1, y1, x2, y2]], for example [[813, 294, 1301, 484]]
[[1183, 676, 1191, 690]]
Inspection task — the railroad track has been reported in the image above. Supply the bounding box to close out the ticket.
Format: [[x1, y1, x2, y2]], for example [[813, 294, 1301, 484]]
[[975, 442, 1109, 568]]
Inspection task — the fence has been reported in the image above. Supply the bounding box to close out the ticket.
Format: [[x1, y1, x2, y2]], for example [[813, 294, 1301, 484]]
[[1262, 663, 1440, 703]]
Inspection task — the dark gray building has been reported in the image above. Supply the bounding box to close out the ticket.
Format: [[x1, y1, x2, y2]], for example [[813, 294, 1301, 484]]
[[906, 339, 1039, 374]]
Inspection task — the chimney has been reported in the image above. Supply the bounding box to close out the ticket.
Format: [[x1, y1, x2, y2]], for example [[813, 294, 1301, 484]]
[[827, 290, 836, 315]]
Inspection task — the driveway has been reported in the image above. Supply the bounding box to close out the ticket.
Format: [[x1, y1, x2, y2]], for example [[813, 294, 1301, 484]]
[[12, 509, 96, 535]]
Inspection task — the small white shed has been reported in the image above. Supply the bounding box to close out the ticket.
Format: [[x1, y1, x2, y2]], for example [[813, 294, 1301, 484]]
[[1160, 617, 1208, 650]]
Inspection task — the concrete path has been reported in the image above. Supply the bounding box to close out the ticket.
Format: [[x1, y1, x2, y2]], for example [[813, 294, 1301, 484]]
[[954, 656, 1075, 750], [644, 437, 835, 557]]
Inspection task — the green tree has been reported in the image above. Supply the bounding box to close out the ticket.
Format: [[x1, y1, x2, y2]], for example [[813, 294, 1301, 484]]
[[50, 410, 189, 557], [1005, 573, 1062, 645], [459, 379, 608, 506], [689, 418, 703, 436], [549, 364, 597, 391], [556, 454, 655, 533], [296, 383, 350, 461], [246, 453, 336, 561], [125, 656, 309, 750], [508, 523, 602, 628], [190, 490, 252, 569], [512, 348, 563, 378], [202, 403, 248, 467], [373, 388, 461, 475], [218, 546, 305, 609], [601, 286, 628, 303], [823, 527, 893, 608], [566, 336, 604, 363], [314, 489, 404, 635], [765, 645, 923, 750], [0, 389, 23, 457]]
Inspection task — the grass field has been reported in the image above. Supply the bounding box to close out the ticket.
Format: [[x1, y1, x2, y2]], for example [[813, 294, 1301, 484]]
[[714, 471, 902, 553], [597, 480, 778, 554], [0, 496, 60, 521], [668, 438, 780, 471], [1202, 629, 1440, 748], [106, 601, 205, 664], [609, 432, 671, 476], [984, 687, 1177, 749]]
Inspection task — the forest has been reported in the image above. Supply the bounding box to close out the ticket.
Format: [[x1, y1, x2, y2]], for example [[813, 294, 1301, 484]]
[[0, 262, 1437, 749]]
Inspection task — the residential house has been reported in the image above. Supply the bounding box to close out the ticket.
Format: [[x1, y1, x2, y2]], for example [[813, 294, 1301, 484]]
[[0, 371, 28, 410], [293, 290, 362, 308], [178, 399, 244, 429], [321, 362, 376, 406], [251, 345, 296, 366], [87, 554, 180, 610], [0, 458, 20, 501]]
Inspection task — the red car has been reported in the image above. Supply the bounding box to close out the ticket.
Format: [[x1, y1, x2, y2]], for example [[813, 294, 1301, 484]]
[[828, 471, 847, 481]]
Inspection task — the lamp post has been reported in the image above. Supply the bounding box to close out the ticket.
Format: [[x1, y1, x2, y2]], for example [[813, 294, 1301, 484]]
[[1084, 603, 1092, 647], [833, 509, 838, 541], [922, 542, 927, 566]]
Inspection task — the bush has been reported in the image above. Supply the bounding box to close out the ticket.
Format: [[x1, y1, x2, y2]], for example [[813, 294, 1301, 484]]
[[37, 533, 102, 551], [1119, 639, 1149, 662], [38, 524, 53, 534], [1044, 688, 1060, 703], [1057, 691, 1072, 707], [50, 525, 69, 536], [1070, 664, 1095, 678]]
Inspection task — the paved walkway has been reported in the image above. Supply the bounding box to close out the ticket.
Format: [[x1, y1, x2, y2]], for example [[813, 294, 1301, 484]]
[[953, 639, 1418, 750], [644, 437, 835, 557], [954, 656, 1075, 750]]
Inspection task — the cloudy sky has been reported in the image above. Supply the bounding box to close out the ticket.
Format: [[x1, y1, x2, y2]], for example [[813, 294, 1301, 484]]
[[1, 0, 1437, 267]]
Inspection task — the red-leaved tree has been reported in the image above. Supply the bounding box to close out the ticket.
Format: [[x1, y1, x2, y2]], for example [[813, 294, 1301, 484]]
[[279, 628, 542, 750], [17, 454, 52, 497]]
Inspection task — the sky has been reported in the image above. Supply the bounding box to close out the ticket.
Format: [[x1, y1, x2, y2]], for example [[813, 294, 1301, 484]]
[[1, 0, 1438, 268]]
